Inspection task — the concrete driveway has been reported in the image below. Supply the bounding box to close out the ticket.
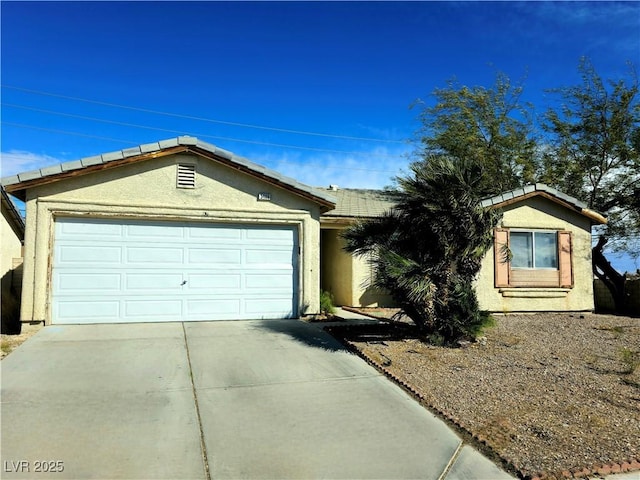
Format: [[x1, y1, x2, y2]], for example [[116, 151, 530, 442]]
[[1, 320, 513, 479]]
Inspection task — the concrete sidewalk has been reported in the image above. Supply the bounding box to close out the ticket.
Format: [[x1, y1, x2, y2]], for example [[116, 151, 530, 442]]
[[1, 320, 514, 479]]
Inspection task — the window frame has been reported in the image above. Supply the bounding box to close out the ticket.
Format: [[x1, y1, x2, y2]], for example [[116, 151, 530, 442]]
[[509, 229, 559, 270], [494, 228, 573, 289]]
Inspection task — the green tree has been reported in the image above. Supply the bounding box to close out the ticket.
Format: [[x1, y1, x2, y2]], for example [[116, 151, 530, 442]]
[[541, 58, 640, 311], [414, 72, 538, 196], [342, 156, 501, 344]]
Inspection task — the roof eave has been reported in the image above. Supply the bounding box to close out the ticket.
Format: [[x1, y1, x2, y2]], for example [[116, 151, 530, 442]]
[[3, 146, 187, 201], [485, 191, 607, 225], [581, 208, 608, 225], [2, 138, 337, 211]]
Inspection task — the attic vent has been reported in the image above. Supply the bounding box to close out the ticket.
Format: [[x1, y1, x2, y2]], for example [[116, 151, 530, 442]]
[[177, 164, 196, 188]]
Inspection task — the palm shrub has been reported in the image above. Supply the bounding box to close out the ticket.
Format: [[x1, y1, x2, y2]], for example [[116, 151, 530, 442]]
[[342, 156, 501, 344]]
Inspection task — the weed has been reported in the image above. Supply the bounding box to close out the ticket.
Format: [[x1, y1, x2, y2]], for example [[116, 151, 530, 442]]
[[1, 339, 14, 356], [319, 290, 336, 316], [619, 347, 640, 374], [595, 324, 625, 338]]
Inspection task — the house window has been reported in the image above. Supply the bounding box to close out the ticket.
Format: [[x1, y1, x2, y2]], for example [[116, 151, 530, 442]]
[[177, 164, 196, 188], [494, 228, 572, 288], [510, 231, 558, 269]]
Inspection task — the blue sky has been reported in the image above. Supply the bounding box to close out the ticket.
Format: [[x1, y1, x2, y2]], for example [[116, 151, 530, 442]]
[[1, 1, 639, 271]]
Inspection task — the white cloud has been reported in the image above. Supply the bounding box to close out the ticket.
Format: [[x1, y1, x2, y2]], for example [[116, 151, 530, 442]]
[[249, 145, 413, 190], [0, 150, 63, 177], [516, 1, 639, 27]]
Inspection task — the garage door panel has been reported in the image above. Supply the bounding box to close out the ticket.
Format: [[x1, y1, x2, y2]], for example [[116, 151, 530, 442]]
[[58, 245, 122, 264], [52, 218, 298, 324], [126, 247, 184, 264], [125, 273, 184, 291], [59, 219, 123, 237], [56, 301, 121, 320], [245, 249, 293, 265], [188, 226, 243, 241], [125, 299, 183, 317], [188, 248, 242, 265], [56, 273, 122, 292], [245, 298, 294, 315], [245, 274, 292, 289], [127, 223, 185, 239], [245, 228, 293, 242], [187, 299, 241, 317], [187, 273, 242, 289]]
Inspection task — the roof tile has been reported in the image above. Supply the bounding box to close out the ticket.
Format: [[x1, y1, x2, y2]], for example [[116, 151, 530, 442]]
[[122, 147, 142, 158], [178, 136, 198, 146], [158, 138, 179, 149], [18, 170, 43, 182], [140, 142, 161, 153], [322, 189, 395, 218], [213, 146, 234, 160], [81, 155, 104, 167], [101, 151, 124, 162], [61, 160, 84, 172], [40, 164, 63, 176], [1, 175, 20, 186]]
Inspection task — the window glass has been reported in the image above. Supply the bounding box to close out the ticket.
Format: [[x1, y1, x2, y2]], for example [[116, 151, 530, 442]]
[[510, 232, 533, 268], [534, 232, 558, 268]]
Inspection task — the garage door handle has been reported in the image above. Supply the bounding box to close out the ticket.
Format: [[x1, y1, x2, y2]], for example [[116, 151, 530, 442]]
[[181, 280, 187, 286]]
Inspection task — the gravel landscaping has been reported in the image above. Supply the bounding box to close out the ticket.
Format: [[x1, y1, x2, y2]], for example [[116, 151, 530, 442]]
[[330, 311, 640, 480]]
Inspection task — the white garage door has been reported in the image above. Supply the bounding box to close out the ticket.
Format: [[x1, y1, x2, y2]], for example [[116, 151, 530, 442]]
[[51, 217, 298, 324]]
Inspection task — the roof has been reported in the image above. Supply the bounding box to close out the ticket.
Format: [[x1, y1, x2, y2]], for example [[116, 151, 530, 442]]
[[1, 136, 337, 212], [1, 186, 25, 240], [480, 183, 607, 225], [320, 188, 396, 219], [320, 183, 607, 225]]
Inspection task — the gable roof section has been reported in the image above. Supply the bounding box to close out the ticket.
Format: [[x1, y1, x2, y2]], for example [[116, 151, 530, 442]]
[[320, 188, 396, 220], [479, 183, 607, 225], [319, 183, 606, 225], [1, 186, 25, 240], [1, 136, 337, 212]]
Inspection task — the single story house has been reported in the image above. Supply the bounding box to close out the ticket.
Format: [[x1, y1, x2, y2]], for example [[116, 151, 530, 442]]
[[1, 186, 25, 332], [2, 136, 606, 325]]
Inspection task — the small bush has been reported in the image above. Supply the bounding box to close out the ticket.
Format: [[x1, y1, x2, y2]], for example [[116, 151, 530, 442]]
[[320, 291, 336, 316], [619, 347, 640, 374]]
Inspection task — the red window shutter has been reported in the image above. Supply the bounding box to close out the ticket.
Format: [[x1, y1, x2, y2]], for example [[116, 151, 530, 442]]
[[558, 231, 573, 288], [494, 228, 510, 287]]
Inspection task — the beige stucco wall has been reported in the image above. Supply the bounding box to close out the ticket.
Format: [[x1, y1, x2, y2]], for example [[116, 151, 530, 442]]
[[320, 223, 394, 307], [321, 229, 353, 306], [20, 153, 322, 324], [475, 196, 595, 312]]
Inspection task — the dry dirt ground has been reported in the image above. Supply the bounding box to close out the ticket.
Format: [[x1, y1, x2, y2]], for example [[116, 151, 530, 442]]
[[1, 322, 43, 359], [332, 310, 640, 480]]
